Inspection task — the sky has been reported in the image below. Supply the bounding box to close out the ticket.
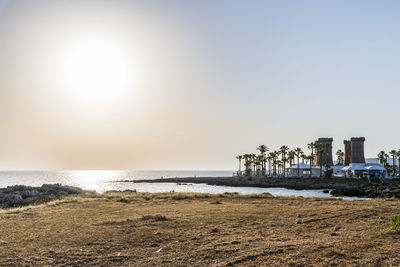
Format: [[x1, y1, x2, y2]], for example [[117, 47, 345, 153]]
[[0, 0, 399, 170]]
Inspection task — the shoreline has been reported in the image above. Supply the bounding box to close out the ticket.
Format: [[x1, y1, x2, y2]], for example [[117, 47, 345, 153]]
[[128, 176, 400, 198]]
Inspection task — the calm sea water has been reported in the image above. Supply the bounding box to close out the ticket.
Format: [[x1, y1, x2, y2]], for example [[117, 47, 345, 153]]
[[0, 170, 366, 199], [0, 170, 234, 191]]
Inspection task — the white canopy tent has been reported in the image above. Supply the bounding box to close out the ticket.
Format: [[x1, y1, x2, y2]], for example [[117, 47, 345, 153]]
[[341, 163, 367, 172], [365, 165, 386, 171], [286, 163, 320, 177], [366, 164, 387, 179], [341, 163, 386, 178]]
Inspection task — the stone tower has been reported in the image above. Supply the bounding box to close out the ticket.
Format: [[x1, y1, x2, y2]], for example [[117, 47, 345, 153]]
[[344, 140, 352, 166], [314, 138, 333, 166], [350, 137, 366, 163]]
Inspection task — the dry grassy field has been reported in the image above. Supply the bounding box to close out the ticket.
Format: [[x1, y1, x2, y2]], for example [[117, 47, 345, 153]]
[[1, 192, 400, 266]]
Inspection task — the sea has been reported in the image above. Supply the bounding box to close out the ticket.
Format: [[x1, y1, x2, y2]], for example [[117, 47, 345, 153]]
[[0, 170, 366, 199]]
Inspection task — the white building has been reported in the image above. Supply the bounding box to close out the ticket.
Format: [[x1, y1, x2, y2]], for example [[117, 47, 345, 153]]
[[286, 163, 320, 177], [340, 163, 386, 178]]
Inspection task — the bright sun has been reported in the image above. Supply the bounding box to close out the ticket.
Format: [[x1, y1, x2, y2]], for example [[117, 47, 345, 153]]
[[60, 38, 132, 106]]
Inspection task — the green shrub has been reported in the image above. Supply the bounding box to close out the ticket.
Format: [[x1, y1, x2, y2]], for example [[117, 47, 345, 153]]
[[324, 169, 333, 178], [390, 215, 400, 233]]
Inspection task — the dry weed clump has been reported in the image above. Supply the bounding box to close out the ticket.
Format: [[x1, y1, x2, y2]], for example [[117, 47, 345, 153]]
[[141, 215, 169, 221]]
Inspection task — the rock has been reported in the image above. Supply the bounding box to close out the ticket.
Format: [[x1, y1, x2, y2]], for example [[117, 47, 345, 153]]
[[19, 190, 40, 198], [330, 188, 366, 197], [330, 189, 339, 196], [3, 194, 23, 206], [382, 188, 391, 194], [0, 184, 84, 209]]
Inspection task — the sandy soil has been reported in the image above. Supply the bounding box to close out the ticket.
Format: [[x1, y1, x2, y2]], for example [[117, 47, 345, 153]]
[[1, 192, 400, 266]]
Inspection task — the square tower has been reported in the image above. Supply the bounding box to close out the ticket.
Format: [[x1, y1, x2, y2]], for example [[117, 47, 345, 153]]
[[350, 137, 366, 164], [314, 138, 333, 166]]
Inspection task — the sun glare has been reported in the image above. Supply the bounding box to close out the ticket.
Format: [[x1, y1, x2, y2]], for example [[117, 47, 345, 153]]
[[60, 38, 132, 106]]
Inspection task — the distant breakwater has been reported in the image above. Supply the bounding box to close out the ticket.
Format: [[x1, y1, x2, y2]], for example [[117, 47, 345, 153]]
[[128, 176, 400, 198]]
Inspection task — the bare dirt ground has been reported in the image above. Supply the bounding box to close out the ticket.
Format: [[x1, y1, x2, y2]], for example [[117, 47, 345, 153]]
[[1, 192, 400, 266]]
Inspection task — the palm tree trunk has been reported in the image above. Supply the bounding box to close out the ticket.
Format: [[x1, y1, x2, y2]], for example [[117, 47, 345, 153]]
[[297, 156, 300, 177], [319, 154, 322, 177], [283, 153, 286, 177], [397, 156, 400, 178], [393, 155, 396, 176], [310, 148, 314, 178]]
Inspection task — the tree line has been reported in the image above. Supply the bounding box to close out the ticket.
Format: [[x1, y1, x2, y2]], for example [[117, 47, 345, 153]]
[[236, 143, 343, 178], [377, 150, 400, 176], [236, 145, 400, 178]]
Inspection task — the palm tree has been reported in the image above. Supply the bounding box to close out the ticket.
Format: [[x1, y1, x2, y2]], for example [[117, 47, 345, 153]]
[[277, 160, 282, 176], [383, 152, 390, 173], [314, 142, 326, 177], [243, 154, 252, 176], [301, 152, 306, 163], [236, 155, 243, 175], [294, 147, 303, 177], [280, 146, 289, 177], [377, 151, 386, 165], [397, 150, 400, 178], [257, 145, 268, 176], [269, 151, 279, 176], [307, 142, 315, 177], [266, 154, 273, 176], [307, 142, 315, 164], [306, 155, 314, 177], [251, 154, 257, 176], [390, 150, 397, 176], [336, 150, 344, 165], [256, 155, 263, 176], [288, 150, 295, 166]]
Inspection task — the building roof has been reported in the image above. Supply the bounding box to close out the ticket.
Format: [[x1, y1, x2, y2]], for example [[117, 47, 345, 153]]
[[341, 163, 386, 171], [287, 163, 319, 169], [341, 163, 367, 171], [365, 165, 386, 171]]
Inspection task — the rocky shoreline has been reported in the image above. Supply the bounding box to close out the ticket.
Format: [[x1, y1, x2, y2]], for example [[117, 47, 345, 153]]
[[0, 184, 84, 209], [2, 177, 400, 208], [129, 176, 400, 198]]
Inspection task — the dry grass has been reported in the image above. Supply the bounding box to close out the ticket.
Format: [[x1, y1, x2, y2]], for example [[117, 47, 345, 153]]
[[1, 192, 400, 266]]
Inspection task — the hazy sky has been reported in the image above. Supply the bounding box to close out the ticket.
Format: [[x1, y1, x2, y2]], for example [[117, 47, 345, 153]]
[[0, 0, 399, 170]]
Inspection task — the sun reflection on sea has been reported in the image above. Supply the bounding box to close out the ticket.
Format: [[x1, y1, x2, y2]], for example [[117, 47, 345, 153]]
[[65, 170, 125, 192]]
